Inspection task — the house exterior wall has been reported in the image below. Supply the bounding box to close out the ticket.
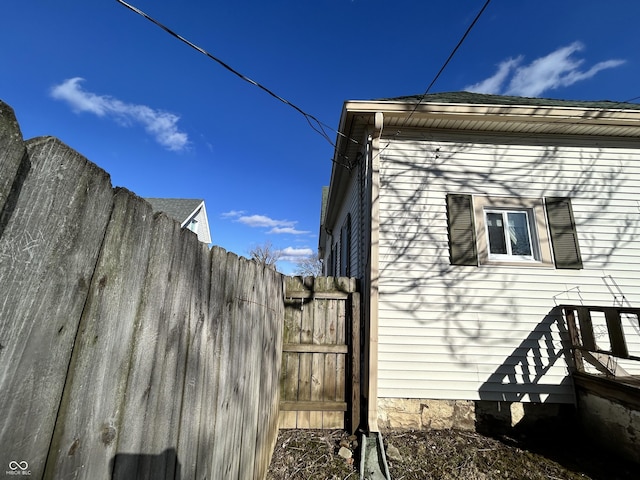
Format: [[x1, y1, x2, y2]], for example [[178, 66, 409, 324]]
[[322, 161, 366, 280], [376, 131, 640, 406], [185, 205, 212, 244]]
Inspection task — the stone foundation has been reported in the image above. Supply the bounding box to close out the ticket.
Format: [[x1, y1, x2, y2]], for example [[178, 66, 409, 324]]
[[377, 398, 476, 431], [377, 398, 575, 435]]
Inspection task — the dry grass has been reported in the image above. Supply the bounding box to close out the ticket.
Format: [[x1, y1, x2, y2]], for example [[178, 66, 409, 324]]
[[267, 429, 358, 480], [267, 428, 638, 480]]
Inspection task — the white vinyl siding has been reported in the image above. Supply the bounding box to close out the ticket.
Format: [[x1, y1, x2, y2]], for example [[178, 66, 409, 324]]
[[376, 132, 640, 403]]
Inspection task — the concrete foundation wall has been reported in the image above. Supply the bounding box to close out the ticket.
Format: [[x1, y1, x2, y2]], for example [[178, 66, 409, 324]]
[[577, 391, 640, 464]]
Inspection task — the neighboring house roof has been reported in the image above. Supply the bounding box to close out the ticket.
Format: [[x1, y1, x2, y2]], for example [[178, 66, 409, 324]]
[[144, 197, 212, 244]]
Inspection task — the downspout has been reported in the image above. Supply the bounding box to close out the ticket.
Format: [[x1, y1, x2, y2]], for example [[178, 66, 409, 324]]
[[367, 112, 383, 432]]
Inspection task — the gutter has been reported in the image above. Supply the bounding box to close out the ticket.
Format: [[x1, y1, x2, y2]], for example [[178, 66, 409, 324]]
[[360, 431, 391, 480]]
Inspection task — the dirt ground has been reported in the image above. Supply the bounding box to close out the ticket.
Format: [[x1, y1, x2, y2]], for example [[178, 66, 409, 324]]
[[266, 428, 638, 480]]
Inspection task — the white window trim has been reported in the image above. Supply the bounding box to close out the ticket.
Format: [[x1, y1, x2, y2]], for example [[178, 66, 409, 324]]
[[484, 208, 538, 262], [473, 196, 554, 268]]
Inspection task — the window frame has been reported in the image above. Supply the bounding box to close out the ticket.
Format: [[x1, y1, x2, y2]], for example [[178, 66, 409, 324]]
[[484, 208, 538, 262], [447, 194, 582, 269], [473, 196, 555, 268]]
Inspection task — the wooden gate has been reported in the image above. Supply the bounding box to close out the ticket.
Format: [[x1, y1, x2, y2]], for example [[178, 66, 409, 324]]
[[279, 277, 360, 433]]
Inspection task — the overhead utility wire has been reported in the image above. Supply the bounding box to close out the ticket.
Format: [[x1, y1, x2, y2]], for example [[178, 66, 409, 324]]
[[402, 0, 492, 126], [115, 0, 357, 167], [372, 0, 492, 161]]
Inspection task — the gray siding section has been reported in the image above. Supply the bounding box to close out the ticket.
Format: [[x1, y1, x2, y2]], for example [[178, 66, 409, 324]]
[[377, 132, 640, 403], [323, 163, 365, 280]]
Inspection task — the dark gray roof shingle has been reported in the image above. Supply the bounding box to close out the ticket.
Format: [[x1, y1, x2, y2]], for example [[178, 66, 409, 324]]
[[376, 91, 640, 111], [144, 198, 203, 224]]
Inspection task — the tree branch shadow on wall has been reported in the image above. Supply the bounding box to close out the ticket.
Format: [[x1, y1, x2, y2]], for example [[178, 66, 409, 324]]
[[365, 128, 640, 476], [110, 448, 180, 480], [376, 134, 638, 364]]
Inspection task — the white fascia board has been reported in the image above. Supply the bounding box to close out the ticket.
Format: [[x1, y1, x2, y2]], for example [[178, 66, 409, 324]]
[[324, 103, 366, 230], [342, 99, 640, 129]]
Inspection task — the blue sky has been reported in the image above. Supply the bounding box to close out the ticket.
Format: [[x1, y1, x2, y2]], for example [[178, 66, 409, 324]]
[[1, 1, 638, 274]]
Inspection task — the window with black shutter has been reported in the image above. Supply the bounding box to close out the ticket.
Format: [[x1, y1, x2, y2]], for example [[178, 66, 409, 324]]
[[446, 194, 582, 269]]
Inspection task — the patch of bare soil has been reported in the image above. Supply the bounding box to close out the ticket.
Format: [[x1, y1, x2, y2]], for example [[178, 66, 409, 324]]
[[267, 428, 638, 480], [267, 429, 358, 480]]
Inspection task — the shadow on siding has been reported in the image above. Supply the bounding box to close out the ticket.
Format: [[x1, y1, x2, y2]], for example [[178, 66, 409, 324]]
[[476, 307, 576, 433]]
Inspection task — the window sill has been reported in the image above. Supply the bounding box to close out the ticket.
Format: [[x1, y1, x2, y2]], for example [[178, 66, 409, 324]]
[[480, 260, 555, 268]]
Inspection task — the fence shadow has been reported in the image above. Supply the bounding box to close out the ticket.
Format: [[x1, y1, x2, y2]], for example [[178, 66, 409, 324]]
[[110, 449, 181, 480]]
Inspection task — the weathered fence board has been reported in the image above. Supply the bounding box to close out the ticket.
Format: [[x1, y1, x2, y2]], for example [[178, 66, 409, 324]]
[[177, 238, 212, 480], [0, 136, 113, 478], [46, 188, 155, 478], [253, 266, 284, 480], [201, 245, 229, 479], [236, 258, 260, 480], [111, 211, 180, 479], [279, 277, 360, 433], [0, 102, 26, 215], [0, 102, 285, 480]]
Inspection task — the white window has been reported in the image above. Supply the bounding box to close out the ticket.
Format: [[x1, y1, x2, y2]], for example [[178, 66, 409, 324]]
[[474, 196, 554, 267], [484, 209, 538, 261]]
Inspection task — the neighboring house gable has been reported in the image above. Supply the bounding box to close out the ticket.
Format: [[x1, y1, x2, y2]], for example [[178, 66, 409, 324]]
[[145, 197, 212, 244], [320, 92, 640, 431]]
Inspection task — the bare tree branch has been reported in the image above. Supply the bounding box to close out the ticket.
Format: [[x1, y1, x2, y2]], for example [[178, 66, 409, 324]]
[[293, 253, 323, 277], [249, 240, 281, 268]]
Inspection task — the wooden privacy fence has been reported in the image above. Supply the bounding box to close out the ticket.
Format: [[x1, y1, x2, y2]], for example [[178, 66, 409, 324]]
[[279, 276, 360, 433], [0, 101, 284, 480]]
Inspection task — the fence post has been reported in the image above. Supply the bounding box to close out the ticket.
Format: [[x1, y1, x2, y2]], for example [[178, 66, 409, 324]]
[[564, 307, 584, 373], [349, 291, 361, 435]]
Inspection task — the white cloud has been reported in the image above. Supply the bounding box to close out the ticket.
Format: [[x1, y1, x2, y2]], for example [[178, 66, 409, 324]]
[[235, 214, 308, 234], [465, 56, 522, 95], [278, 247, 314, 262], [268, 226, 310, 235], [50, 77, 189, 152], [225, 212, 310, 235], [465, 42, 625, 97], [237, 214, 295, 229], [220, 210, 245, 218]]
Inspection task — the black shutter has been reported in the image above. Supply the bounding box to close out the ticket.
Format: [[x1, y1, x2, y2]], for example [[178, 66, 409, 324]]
[[446, 194, 477, 266], [545, 197, 583, 269]]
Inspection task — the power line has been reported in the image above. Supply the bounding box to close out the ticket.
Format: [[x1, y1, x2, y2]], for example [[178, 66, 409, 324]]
[[340, 0, 493, 169], [115, 0, 356, 168], [403, 0, 492, 125]]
